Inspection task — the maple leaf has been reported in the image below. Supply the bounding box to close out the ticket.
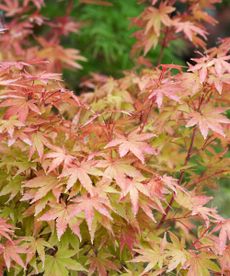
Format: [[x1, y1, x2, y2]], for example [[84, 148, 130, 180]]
[[71, 193, 113, 242], [208, 70, 230, 94], [131, 3, 174, 55], [89, 252, 119, 276], [186, 107, 230, 139], [43, 246, 87, 276], [0, 0, 24, 17], [165, 232, 187, 272], [0, 175, 23, 201], [188, 54, 230, 88], [105, 129, 155, 164], [23, 0, 44, 9], [119, 224, 138, 252], [191, 195, 222, 227], [97, 157, 143, 184], [37, 37, 86, 70], [115, 174, 152, 217], [22, 175, 63, 203], [3, 240, 27, 271], [0, 218, 14, 241], [45, 147, 75, 173], [219, 245, 230, 274], [0, 117, 24, 139], [161, 174, 185, 194], [173, 20, 207, 44], [144, 4, 175, 36], [39, 202, 82, 240], [23, 237, 52, 266], [0, 77, 21, 86], [148, 78, 181, 108], [29, 132, 50, 159], [23, 71, 62, 83], [0, 96, 41, 123], [184, 252, 220, 276], [213, 219, 230, 254], [132, 243, 164, 275], [59, 160, 102, 194]]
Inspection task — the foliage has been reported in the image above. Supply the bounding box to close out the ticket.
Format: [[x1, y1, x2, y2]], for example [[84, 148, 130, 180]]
[[0, 0, 230, 275]]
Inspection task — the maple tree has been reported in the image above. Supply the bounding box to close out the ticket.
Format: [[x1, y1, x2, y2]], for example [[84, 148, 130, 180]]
[[0, 0, 230, 275]]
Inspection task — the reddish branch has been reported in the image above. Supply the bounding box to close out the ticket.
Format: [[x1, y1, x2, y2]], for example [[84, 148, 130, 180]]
[[156, 126, 197, 229]]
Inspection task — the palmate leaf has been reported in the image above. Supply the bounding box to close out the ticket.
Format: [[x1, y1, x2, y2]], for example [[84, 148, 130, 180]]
[[166, 232, 187, 272], [185, 252, 220, 276], [115, 174, 153, 218], [23, 236, 52, 266], [97, 157, 143, 183], [3, 240, 27, 271], [214, 219, 230, 254], [38, 202, 82, 241], [105, 129, 156, 164], [88, 252, 119, 276], [70, 192, 113, 242], [131, 243, 164, 275], [186, 107, 230, 139], [148, 78, 181, 108], [22, 175, 63, 203], [0, 218, 14, 241], [43, 246, 87, 276], [59, 160, 102, 195], [45, 146, 75, 173]]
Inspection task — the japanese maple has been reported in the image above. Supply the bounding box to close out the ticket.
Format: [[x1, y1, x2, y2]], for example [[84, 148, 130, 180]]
[[0, 0, 230, 275]]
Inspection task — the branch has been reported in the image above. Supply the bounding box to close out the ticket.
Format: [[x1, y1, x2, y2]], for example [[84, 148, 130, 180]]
[[156, 126, 197, 229]]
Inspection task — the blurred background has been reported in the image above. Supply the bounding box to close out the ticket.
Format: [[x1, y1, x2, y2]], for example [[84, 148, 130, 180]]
[[42, 0, 230, 90]]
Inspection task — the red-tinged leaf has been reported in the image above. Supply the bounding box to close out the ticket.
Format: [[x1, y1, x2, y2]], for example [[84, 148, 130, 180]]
[[23, 0, 44, 9], [161, 175, 186, 194], [188, 55, 215, 83], [119, 225, 138, 252], [39, 202, 82, 240], [89, 252, 119, 276], [105, 129, 155, 164], [220, 245, 230, 274], [23, 71, 62, 83], [214, 219, 230, 254], [0, 77, 20, 86], [0, 97, 41, 123], [3, 240, 27, 271], [97, 158, 143, 184], [191, 195, 222, 227], [173, 19, 207, 43], [144, 4, 175, 36], [29, 132, 49, 159], [0, 0, 23, 17], [71, 193, 112, 242], [0, 117, 24, 138], [148, 78, 181, 108], [184, 252, 220, 276], [186, 107, 230, 139], [59, 160, 102, 194], [37, 37, 86, 71], [116, 174, 150, 216], [45, 147, 75, 173], [0, 218, 14, 241], [22, 175, 62, 203]]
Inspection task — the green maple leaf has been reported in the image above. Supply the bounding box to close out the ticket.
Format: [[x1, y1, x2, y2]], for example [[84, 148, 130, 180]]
[[43, 246, 87, 276]]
